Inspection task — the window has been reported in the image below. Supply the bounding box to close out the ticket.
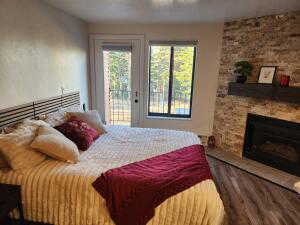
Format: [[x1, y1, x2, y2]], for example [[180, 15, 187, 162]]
[[148, 41, 197, 118]]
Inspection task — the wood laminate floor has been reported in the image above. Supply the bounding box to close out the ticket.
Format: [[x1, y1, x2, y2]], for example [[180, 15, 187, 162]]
[[208, 156, 300, 225]]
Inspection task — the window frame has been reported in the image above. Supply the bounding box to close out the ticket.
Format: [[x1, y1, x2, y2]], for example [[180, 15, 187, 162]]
[[147, 42, 197, 118]]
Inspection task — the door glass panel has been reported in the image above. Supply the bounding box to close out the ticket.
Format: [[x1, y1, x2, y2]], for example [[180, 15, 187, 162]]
[[103, 49, 131, 126]]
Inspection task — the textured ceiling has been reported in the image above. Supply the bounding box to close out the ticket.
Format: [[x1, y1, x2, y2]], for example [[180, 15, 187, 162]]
[[43, 0, 300, 23]]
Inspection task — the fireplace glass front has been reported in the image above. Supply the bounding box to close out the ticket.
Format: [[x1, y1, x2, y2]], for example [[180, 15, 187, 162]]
[[243, 114, 300, 176]]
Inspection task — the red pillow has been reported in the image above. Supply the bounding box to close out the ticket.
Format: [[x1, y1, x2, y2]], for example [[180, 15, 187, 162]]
[[55, 116, 100, 151]]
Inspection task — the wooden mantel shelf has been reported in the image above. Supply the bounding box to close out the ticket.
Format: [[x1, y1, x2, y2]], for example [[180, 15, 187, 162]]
[[228, 82, 300, 104]]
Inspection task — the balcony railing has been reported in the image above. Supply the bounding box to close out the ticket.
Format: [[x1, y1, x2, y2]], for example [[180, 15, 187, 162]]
[[149, 91, 191, 115], [109, 89, 131, 126], [108, 89, 191, 125]]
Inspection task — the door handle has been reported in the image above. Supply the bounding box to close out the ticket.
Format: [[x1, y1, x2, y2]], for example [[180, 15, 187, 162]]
[[134, 99, 138, 103]]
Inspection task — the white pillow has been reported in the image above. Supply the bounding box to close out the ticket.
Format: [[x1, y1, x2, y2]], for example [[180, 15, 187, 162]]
[[59, 105, 83, 113], [0, 125, 47, 170], [31, 126, 79, 164], [44, 110, 67, 127], [67, 110, 106, 134], [43, 105, 83, 127]]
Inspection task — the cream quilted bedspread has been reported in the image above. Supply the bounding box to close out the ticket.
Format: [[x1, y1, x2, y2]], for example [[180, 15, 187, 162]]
[[0, 126, 225, 225]]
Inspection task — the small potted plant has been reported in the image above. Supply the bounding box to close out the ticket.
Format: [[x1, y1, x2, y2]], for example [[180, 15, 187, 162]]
[[234, 61, 253, 83]]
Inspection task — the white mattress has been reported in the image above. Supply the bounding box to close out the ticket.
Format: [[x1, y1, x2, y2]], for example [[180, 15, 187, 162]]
[[0, 126, 225, 225]]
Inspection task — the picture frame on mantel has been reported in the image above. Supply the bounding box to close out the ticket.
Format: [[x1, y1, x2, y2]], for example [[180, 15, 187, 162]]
[[258, 66, 277, 84]]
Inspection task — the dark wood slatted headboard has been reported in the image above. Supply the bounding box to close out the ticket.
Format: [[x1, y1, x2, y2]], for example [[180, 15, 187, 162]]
[[0, 103, 35, 128], [0, 92, 80, 129], [34, 92, 80, 118]]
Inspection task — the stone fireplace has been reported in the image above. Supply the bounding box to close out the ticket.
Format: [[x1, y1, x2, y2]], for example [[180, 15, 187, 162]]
[[243, 113, 300, 176], [213, 11, 300, 158]]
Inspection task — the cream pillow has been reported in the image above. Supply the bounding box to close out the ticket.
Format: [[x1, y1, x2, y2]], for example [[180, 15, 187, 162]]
[[67, 110, 106, 134], [37, 125, 64, 136], [294, 182, 300, 194], [1, 122, 22, 134], [0, 125, 47, 170], [22, 118, 50, 128], [31, 126, 79, 163]]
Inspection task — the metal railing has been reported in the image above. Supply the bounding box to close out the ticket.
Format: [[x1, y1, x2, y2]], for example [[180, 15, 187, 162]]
[[149, 91, 191, 115], [108, 89, 191, 125], [109, 89, 131, 126]]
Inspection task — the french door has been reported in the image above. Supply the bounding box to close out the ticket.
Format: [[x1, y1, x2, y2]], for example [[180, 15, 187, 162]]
[[91, 35, 144, 127]]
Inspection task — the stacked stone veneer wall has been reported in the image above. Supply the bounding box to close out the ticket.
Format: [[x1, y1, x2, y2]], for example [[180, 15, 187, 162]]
[[213, 11, 300, 157]]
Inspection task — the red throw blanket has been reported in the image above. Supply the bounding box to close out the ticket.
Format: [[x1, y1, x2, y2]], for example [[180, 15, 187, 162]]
[[92, 144, 212, 225]]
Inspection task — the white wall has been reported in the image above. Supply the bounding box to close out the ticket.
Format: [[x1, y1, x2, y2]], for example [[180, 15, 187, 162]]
[[89, 23, 223, 136], [0, 0, 90, 109]]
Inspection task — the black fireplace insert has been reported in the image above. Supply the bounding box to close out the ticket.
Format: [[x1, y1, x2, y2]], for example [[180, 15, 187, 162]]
[[243, 113, 300, 176]]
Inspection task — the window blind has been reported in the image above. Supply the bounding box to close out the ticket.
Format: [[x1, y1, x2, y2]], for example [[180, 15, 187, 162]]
[[149, 40, 198, 46], [102, 44, 132, 52]]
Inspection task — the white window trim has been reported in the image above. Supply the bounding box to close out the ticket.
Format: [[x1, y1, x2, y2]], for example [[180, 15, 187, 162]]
[[145, 40, 200, 119]]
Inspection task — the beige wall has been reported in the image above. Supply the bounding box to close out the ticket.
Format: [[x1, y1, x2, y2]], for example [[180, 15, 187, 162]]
[[89, 23, 224, 136], [0, 0, 89, 110]]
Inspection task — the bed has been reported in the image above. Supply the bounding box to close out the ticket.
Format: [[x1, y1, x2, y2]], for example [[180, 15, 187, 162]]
[[0, 92, 225, 225], [0, 125, 225, 225]]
